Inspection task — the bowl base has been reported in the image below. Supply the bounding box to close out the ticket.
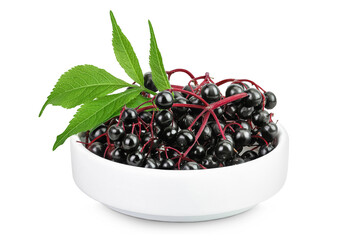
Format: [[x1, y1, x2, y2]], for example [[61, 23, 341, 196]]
[[105, 205, 255, 222]]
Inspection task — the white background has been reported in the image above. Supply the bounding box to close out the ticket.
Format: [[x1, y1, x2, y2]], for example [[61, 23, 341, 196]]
[[1, 0, 359, 239]]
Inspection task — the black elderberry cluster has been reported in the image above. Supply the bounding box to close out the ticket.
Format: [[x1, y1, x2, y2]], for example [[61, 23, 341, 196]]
[[79, 71, 279, 170]]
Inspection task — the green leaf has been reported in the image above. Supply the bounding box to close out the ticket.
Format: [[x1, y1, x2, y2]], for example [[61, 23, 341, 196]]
[[148, 20, 171, 92], [110, 11, 144, 86], [39, 65, 134, 117], [53, 88, 142, 150], [126, 94, 154, 109]]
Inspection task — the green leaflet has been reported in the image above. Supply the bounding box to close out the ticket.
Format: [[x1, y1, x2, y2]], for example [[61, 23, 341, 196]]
[[110, 11, 144, 86], [53, 88, 142, 150], [126, 95, 154, 109], [148, 20, 171, 92], [39, 65, 132, 116]]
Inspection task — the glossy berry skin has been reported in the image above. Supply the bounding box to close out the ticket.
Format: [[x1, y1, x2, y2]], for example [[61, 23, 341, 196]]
[[219, 133, 234, 146], [243, 88, 262, 107], [144, 158, 157, 169], [139, 111, 153, 124], [234, 129, 252, 147], [127, 152, 145, 167], [224, 104, 238, 120], [183, 84, 195, 93], [122, 133, 140, 152], [260, 122, 279, 142], [225, 84, 244, 103], [155, 110, 173, 128], [144, 72, 158, 92], [176, 129, 195, 149], [172, 97, 189, 116], [237, 106, 254, 119], [111, 147, 127, 163], [188, 144, 206, 162], [265, 91, 277, 109], [173, 91, 183, 99], [155, 90, 174, 109], [198, 125, 212, 143], [160, 126, 178, 142], [178, 114, 196, 129], [201, 155, 220, 168], [201, 83, 221, 103], [182, 84, 196, 98], [215, 140, 234, 161], [107, 124, 125, 141], [188, 96, 204, 114], [160, 159, 175, 169], [252, 110, 270, 127], [89, 124, 107, 143], [181, 162, 201, 170], [242, 150, 258, 161], [88, 142, 106, 157], [259, 144, 275, 157], [226, 157, 245, 166], [122, 108, 138, 123], [210, 121, 225, 136]]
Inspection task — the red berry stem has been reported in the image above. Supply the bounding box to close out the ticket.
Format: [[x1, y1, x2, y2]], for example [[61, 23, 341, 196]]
[[187, 108, 208, 130], [169, 88, 209, 106], [116, 107, 126, 127], [166, 68, 195, 79], [223, 122, 243, 132], [183, 112, 210, 157], [210, 92, 248, 109], [252, 135, 269, 146], [209, 109, 227, 140]]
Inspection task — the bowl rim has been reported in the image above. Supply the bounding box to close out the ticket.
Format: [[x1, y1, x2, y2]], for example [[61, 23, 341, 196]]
[[70, 123, 288, 174]]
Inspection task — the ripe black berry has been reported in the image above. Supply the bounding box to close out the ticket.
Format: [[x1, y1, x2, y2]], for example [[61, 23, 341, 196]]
[[225, 157, 245, 166], [260, 122, 278, 142], [88, 142, 106, 157], [172, 97, 189, 116], [144, 158, 157, 168], [215, 140, 234, 161], [112, 147, 127, 163], [155, 90, 173, 109], [243, 88, 262, 107], [201, 83, 221, 103], [155, 110, 173, 128], [237, 106, 254, 119], [176, 129, 195, 149], [127, 152, 145, 167], [234, 129, 252, 147], [181, 162, 201, 170], [139, 111, 153, 124], [188, 144, 206, 162], [144, 72, 158, 92], [259, 144, 275, 157], [188, 96, 204, 114], [160, 159, 175, 169], [122, 108, 138, 123], [122, 133, 140, 152], [178, 114, 196, 129], [107, 124, 125, 141], [252, 110, 270, 127], [224, 104, 238, 120], [160, 126, 178, 142], [265, 91, 277, 109], [198, 124, 212, 143], [242, 150, 258, 161], [226, 84, 244, 103], [201, 155, 220, 168], [89, 124, 107, 143]]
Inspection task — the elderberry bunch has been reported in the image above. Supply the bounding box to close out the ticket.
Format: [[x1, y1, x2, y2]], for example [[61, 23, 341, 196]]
[[79, 69, 279, 170]]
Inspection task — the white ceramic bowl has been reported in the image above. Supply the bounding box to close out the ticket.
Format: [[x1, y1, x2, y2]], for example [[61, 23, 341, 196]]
[[70, 124, 289, 222]]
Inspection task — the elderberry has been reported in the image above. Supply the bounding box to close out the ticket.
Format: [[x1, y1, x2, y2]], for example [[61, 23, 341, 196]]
[[155, 91, 173, 109]]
